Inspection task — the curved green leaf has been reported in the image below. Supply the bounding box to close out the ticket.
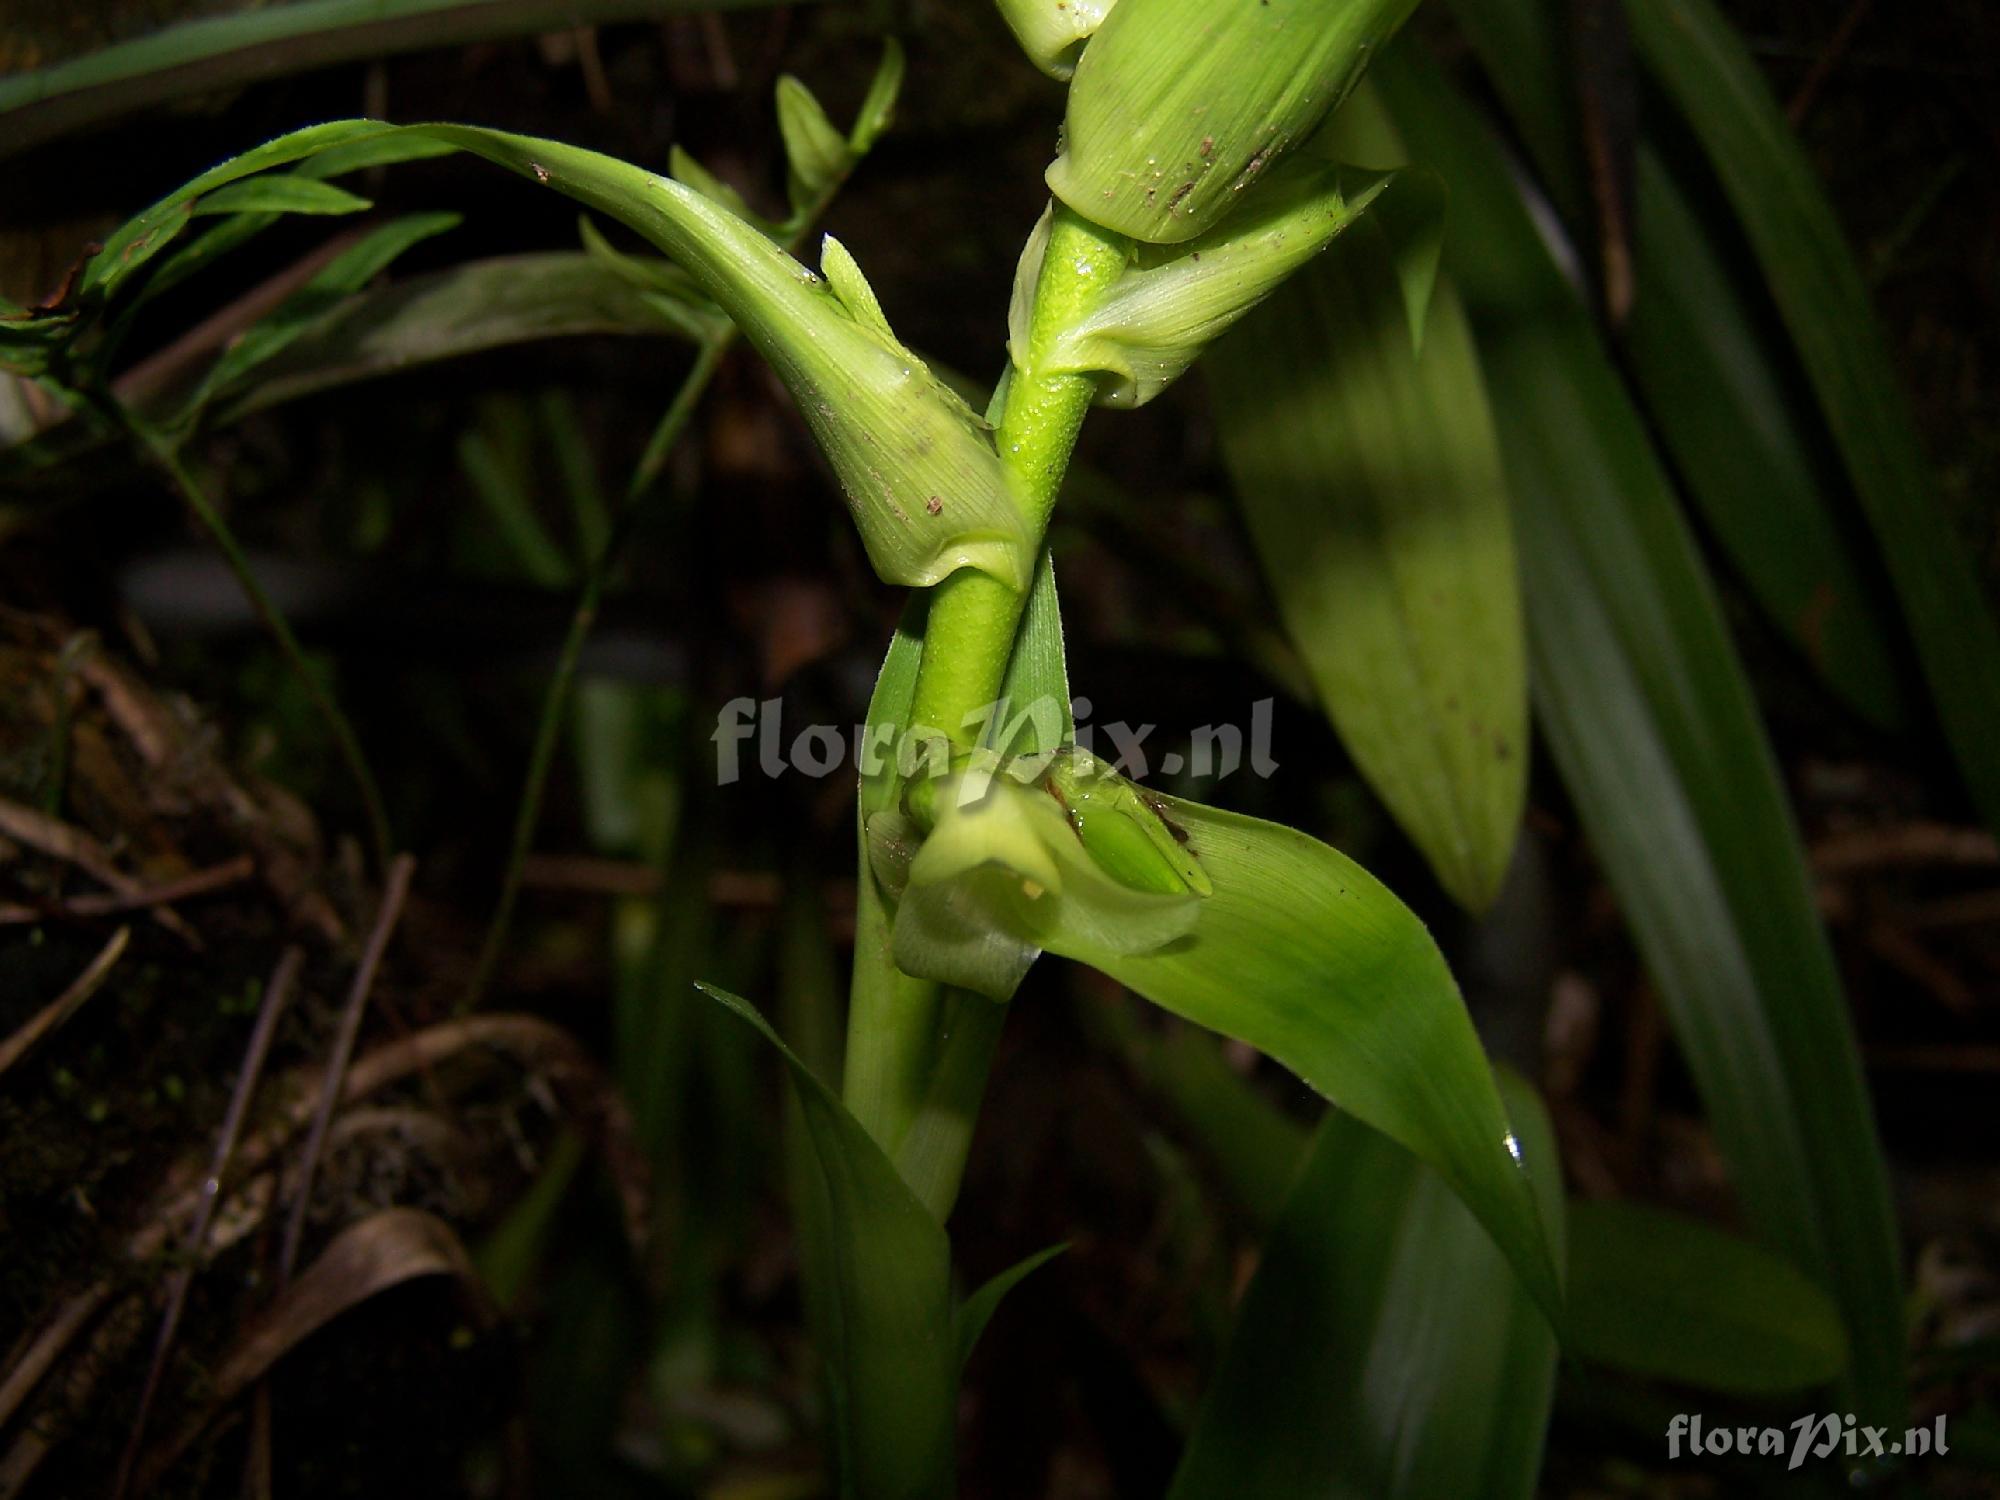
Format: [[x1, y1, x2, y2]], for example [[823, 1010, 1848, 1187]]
[[219, 252, 726, 421], [78, 117, 1033, 591], [1169, 1072, 1563, 1499], [0, 0, 793, 160], [1568, 1200, 1849, 1395], [1374, 48, 1904, 1424], [1442, 0, 1908, 728], [1048, 791, 1561, 1323], [957, 1242, 1067, 1370], [1209, 126, 1525, 913], [1626, 0, 2000, 828], [700, 983, 956, 1500]]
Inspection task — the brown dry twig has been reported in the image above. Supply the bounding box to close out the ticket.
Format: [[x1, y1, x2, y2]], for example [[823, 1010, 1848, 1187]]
[[0, 926, 130, 1080]]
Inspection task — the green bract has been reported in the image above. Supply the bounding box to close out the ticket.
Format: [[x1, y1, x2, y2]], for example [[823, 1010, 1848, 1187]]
[[867, 747, 1208, 1000], [430, 129, 1035, 591], [1013, 160, 1392, 407], [1045, 0, 1420, 242], [994, 0, 1116, 80], [58, 115, 1034, 592]]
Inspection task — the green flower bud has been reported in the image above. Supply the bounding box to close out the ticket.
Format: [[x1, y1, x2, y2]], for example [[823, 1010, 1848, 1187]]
[[1011, 161, 1393, 406], [995, 0, 1117, 81], [1045, 0, 1421, 243], [866, 747, 1207, 999], [426, 127, 1035, 591]]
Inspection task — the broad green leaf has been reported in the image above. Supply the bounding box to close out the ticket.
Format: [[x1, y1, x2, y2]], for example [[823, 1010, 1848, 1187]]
[[1626, 0, 2000, 828], [83, 118, 1034, 591], [1374, 48, 1904, 1424], [1050, 789, 1561, 1322], [1567, 1200, 1849, 1395], [1443, 0, 1907, 728], [219, 252, 725, 422], [1018, 161, 1393, 408], [703, 984, 955, 1499], [0, 0, 792, 160], [1046, 0, 1420, 242], [1169, 1072, 1562, 1499], [1210, 125, 1524, 913], [956, 1243, 1067, 1369]]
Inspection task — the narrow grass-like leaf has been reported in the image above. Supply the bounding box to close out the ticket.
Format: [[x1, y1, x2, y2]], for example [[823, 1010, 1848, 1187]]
[[186, 176, 371, 218], [1443, 0, 1908, 728], [0, 0, 791, 159], [1375, 49, 1904, 1424], [701, 983, 956, 1500], [1568, 1200, 1849, 1395], [183, 210, 460, 421], [1209, 154, 1525, 911], [1625, 0, 2000, 827], [1622, 150, 1905, 727], [1046, 0, 1420, 242], [221, 252, 723, 420], [1048, 791, 1561, 1322], [1169, 1072, 1562, 1499], [1087, 1005, 1309, 1231], [956, 1243, 1067, 1369]]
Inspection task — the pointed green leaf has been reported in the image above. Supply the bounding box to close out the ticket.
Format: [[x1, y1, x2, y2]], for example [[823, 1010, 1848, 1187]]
[[667, 144, 756, 222], [956, 1243, 1067, 1369], [1374, 47, 1904, 1424], [1623, 149, 1906, 727], [848, 40, 908, 155], [700, 983, 956, 1500], [1047, 790, 1561, 1322], [1568, 1201, 1849, 1395], [1169, 1072, 1563, 1499], [776, 74, 855, 216], [1210, 172, 1525, 911], [1046, 0, 1420, 242], [820, 234, 897, 343], [1626, 0, 2000, 826], [1022, 160, 1391, 407], [187, 175, 371, 218], [1442, 0, 1908, 728]]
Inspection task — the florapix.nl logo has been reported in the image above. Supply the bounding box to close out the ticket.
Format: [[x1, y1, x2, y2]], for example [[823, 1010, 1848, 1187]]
[[1667, 1413, 1949, 1471], [710, 693, 1279, 786]]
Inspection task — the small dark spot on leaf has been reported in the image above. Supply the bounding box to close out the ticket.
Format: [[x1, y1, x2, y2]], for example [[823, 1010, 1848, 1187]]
[[925, 496, 942, 516]]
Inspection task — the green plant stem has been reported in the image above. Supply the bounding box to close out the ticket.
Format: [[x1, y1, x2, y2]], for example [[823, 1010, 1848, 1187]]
[[851, 204, 1126, 1215], [137, 422, 394, 871], [908, 206, 1128, 748], [907, 205, 1127, 745], [460, 334, 725, 1012]]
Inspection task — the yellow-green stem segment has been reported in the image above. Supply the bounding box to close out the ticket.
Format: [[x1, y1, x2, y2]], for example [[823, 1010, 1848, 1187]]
[[844, 205, 1125, 1219], [907, 205, 1128, 746]]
